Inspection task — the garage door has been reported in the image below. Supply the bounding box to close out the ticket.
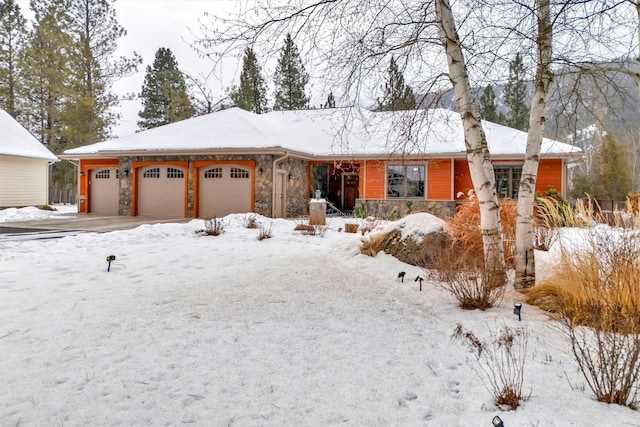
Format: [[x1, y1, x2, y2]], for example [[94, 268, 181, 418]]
[[199, 165, 252, 218], [90, 168, 119, 215], [138, 165, 186, 217]]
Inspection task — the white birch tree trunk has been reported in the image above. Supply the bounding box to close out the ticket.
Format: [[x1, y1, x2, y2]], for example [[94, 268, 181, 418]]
[[435, 0, 506, 273], [515, 0, 554, 289], [636, 1, 640, 97]]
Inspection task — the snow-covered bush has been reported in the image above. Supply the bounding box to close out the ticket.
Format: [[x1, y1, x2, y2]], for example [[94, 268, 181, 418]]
[[258, 221, 274, 240], [196, 218, 225, 236], [526, 206, 640, 408]]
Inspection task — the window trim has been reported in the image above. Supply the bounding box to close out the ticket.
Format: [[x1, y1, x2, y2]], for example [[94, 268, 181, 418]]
[[386, 163, 426, 199], [494, 164, 523, 199]]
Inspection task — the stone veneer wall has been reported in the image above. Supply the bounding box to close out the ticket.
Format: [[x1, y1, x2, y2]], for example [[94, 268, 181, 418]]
[[116, 154, 308, 218], [355, 199, 456, 220]]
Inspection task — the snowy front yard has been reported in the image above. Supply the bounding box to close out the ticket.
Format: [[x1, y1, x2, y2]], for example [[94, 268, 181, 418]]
[[0, 210, 638, 426]]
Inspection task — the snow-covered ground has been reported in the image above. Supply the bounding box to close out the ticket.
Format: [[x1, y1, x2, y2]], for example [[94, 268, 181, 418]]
[[0, 208, 637, 426], [0, 204, 77, 223]]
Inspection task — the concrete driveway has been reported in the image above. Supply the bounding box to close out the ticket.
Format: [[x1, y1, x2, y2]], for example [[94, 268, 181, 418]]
[[0, 214, 192, 234]]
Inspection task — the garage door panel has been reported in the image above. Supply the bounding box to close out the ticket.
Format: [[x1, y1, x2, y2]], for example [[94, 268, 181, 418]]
[[90, 168, 119, 215], [200, 165, 251, 218], [138, 166, 185, 217]]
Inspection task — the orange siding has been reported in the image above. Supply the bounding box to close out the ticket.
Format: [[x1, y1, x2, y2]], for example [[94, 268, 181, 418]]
[[454, 158, 564, 199], [536, 159, 563, 194], [78, 159, 119, 213], [427, 159, 452, 200], [364, 160, 386, 199]]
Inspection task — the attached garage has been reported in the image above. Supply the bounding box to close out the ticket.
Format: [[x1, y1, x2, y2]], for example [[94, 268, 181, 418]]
[[137, 165, 186, 217], [89, 168, 119, 214], [198, 164, 252, 218]]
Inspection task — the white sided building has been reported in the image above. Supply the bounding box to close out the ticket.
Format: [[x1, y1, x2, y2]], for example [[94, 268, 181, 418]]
[[0, 110, 58, 207]]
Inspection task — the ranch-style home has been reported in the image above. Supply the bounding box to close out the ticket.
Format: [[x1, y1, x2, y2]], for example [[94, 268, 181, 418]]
[[60, 107, 581, 219], [0, 110, 58, 208]]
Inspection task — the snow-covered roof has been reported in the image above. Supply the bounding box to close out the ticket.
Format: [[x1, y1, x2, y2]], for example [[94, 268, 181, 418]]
[[0, 110, 58, 161], [62, 107, 580, 159]]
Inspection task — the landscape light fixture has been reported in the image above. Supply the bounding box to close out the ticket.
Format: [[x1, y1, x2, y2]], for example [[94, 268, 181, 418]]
[[106, 255, 116, 272], [415, 275, 424, 291], [492, 415, 504, 427], [398, 272, 406, 282], [514, 303, 522, 321]]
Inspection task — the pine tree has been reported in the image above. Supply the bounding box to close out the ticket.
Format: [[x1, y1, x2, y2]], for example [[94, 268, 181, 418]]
[[570, 133, 635, 200], [321, 92, 335, 109], [503, 52, 530, 131], [20, 0, 77, 203], [138, 47, 194, 130], [594, 133, 634, 199], [65, 0, 141, 144], [273, 33, 309, 110], [478, 85, 505, 124], [231, 47, 267, 114], [0, 0, 27, 118], [21, 0, 74, 148], [377, 57, 416, 111]]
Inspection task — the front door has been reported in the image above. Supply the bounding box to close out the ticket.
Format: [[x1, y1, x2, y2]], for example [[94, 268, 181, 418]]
[[274, 170, 287, 218], [342, 173, 359, 211]]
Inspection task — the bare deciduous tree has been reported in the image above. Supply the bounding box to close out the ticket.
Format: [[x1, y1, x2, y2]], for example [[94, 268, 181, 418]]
[[196, 0, 507, 272]]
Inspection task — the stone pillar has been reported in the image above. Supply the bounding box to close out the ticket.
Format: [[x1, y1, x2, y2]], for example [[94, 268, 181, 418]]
[[309, 198, 327, 225]]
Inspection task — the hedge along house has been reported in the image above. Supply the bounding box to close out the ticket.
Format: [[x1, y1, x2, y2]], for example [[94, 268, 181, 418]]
[[60, 107, 581, 219], [0, 110, 59, 207]]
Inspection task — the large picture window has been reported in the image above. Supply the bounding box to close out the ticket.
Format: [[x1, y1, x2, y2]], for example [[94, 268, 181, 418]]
[[387, 164, 425, 198], [494, 165, 522, 199]]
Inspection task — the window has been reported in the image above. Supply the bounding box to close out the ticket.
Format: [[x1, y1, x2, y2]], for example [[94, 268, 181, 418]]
[[167, 168, 184, 179], [204, 167, 222, 179], [143, 168, 160, 178], [494, 165, 522, 199], [387, 164, 425, 198], [95, 169, 110, 179], [230, 167, 250, 179]]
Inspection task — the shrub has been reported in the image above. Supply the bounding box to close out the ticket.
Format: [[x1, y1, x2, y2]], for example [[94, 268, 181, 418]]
[[452, 323, 530, 410], [196, 218, 225, 236], [240, 214, 259, 229], [292, 218, 328, 237], [429, 245, 504, 310], [525, 212, 640, 408], [354, 202, 367, 218], [258, 221, 274, 240], [447, 197, 517, 268], [359, 216, 382, 235], [532, 225, 558, 251]]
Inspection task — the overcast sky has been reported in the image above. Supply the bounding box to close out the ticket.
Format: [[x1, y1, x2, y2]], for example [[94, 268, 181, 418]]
[[16, 0, 242, 137]]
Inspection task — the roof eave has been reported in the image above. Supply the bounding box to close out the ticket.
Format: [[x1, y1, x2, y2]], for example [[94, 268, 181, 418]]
[[60, 146, 318, 160]]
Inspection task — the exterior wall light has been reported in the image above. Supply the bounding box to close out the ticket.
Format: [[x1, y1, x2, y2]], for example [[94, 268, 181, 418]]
[[258, 167, 263, 175]]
